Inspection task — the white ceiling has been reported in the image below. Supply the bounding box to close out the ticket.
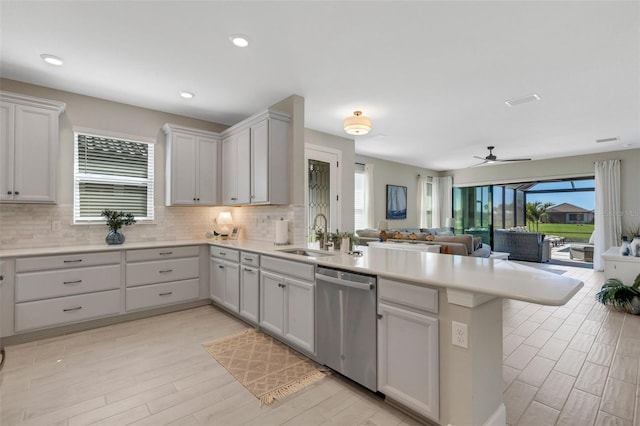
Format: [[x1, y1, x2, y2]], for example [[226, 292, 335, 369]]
[[1, 1, 638, 171]]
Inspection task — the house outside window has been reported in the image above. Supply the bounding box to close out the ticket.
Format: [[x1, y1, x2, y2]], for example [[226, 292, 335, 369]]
[[73, 130, 154, 223]]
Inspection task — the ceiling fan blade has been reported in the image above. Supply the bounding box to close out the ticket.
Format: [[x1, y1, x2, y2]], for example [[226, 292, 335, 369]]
[[496, 158, 532, 162], [469, 160, 489, 167], [472, 156, 487, 160]]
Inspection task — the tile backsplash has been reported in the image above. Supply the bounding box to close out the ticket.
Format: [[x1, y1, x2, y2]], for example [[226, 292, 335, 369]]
[[0, 204, 307, 250]]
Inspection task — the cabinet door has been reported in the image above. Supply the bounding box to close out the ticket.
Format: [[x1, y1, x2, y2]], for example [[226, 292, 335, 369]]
[[223, 261, 240, 313], [250, 119, 269, 204], [259, 271, 284, 335], [378, 303, 439, 422], [169, 132, 197, 205], [0, 102, 15, 201], [236, 128, 251, 204], [240, 265, 260, 324], [605, 259, 640, 284], [196, 136, 218, 205], [13, 104, 58, 202], [209, 258, 225, 304], [221, 136, 237, 205], [284, 277, 315, 354]]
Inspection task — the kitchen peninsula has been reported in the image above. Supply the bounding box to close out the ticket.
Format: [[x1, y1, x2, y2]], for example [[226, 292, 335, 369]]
[[0, 240, 583, 426]]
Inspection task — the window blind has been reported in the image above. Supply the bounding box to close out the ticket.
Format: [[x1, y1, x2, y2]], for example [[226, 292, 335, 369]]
[[74, 132, 154, 223]]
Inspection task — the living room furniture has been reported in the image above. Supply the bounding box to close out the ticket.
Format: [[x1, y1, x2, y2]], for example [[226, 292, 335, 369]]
[[493, 230, 550, 263], [368, 241, 441, 253], [570, 244, 594, 262], [602, 246, 640, 283]]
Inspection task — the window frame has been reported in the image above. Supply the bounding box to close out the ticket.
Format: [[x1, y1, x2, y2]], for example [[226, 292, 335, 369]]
[[73, 128, 155, 224]]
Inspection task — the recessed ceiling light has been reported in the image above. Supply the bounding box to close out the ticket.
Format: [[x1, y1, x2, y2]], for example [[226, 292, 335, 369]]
[[229, 34, 249, 48], [595, 137, 619, 143], [180, 91, 194, 99], [40, 54, 64, 66], [504, 93, 540, 107]]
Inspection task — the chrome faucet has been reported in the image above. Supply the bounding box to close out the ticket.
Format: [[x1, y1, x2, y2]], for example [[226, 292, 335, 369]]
[[313, 213, 328, 250]]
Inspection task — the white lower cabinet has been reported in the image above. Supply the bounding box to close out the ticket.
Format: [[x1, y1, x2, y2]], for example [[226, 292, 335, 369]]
[[240, 264, 260, 324], [125, 246, 200, 312], [260, 256, 314, 354], [209, 247, 240, 313], [378, 278, 439, 422]]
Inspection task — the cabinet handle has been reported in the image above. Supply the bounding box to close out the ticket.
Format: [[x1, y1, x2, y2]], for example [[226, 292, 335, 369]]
[[63, 306, 82, 312], [159, 269, 173, 273], [193, 198, 197, 201], [243, 268, 254, 272], [218, 265, 225, 269], [159, 292, 173, 296], [377, 314, 383, 320], [243, 257, 253, 262], [14, 191, 19, 195], [63, 259, 83, 263], [196, 198, 200, 201], [63, 280, 82, 285], [7, 191, 11, 195], [278, 283, 286, 288], [219, 252, 226, 256], [231, 197, 237, 201], [159, 252, 173, 255]]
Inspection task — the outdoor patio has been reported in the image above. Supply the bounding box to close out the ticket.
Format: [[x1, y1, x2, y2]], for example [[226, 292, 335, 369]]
[[550, 243, 593, 267]]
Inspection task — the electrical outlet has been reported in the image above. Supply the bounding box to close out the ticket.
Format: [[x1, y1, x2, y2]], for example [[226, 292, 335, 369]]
[[452, 321, 469, 348]]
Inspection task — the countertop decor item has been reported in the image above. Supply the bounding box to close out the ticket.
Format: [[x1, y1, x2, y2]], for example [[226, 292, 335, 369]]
[[596, 273, 640, 314], [101, 209, 136, 245], [217, 211, 233, 236]]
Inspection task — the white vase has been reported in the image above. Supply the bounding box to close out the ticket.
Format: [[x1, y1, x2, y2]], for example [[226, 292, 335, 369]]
[[631, 237, 640, 257]]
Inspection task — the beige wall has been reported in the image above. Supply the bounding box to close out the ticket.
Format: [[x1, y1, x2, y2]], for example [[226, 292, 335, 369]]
[[305, 129, 355, 232], [355, 154, 440, 229], [446, 149, 640, 232]]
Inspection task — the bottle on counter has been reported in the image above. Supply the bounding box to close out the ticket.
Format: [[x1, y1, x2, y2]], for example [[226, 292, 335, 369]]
[[620, 236, 631, 256]]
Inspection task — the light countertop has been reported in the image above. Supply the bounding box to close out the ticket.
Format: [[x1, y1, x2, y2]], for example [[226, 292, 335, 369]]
[[0, 238, 583, 306]]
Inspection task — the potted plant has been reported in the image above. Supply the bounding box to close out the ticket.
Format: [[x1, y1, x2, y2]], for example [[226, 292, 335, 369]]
[[101, 209, 136, 245], [595, 273, 640, 314]]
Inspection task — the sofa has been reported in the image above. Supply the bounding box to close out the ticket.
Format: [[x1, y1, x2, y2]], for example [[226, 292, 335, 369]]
[[493, 229, 550, 263], [355, 228, 491, 257]]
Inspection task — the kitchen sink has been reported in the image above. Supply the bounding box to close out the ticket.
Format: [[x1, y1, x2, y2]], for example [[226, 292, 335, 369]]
[[277, 248, 335, 258]]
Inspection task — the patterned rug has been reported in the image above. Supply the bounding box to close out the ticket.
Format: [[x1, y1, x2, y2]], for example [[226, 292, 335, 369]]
[[202, 329, 329, 405]]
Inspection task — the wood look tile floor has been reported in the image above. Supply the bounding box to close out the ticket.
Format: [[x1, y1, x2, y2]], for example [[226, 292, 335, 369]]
[[0, 263, 633, 426]]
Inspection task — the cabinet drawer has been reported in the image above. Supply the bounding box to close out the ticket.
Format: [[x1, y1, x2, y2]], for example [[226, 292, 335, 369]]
[[16, 252, 120, 272], [241, 252, 260, 267], [126, 257, 199, 287], [605, 260, 640, 284], [379, 277, 438, 314], [126, 279, 200, 311], [16, 264, 120, 302], [261, 256, 314, 282], [210, 246, 240, 262], [15, 289, 120, 332], [126, 245, 200, 262]]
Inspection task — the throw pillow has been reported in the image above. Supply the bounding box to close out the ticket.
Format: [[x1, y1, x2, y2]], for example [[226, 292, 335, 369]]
[[473, 237, 482, 251], [442, 246, 452, 254]]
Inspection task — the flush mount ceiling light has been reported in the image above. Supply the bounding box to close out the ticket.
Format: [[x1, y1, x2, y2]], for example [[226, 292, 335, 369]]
[[40, 53, 64, 66], [343, 111, 372, 136], [504, 93, 540, 107], [180, 91, 194, 99], [229, 34, 249, 48]]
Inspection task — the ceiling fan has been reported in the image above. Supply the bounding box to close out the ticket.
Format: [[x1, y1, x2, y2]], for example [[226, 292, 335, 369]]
[[472, 146, 531, 166]]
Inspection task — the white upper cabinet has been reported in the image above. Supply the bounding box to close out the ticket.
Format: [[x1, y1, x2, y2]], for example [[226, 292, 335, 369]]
[[163, 124, 220, 206], [0, 92, 65, 203], [221, 110, 291, 206]]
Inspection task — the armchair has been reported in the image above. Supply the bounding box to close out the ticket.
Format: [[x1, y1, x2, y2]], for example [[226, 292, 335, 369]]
[[493, 230, 550, 263]]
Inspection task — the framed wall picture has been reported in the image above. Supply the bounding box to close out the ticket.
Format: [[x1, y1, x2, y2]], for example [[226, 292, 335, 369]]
[[386, 185, 407, 220]]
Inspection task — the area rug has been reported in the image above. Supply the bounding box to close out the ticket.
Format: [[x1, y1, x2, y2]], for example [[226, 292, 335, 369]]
[[202, 329, 329, 405]]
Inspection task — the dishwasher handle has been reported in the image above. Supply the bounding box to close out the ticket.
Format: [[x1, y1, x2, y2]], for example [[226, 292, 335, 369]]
[[315, 273, 374, 291]]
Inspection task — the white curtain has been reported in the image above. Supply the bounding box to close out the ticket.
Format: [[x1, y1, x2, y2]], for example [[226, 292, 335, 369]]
[[417, 175, 430, 228], [363, 164, 375, 229], [594, 160, 622, 271], [432, 176, 453, 228]]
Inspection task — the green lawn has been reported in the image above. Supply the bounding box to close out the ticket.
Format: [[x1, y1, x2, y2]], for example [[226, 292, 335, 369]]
[[530, 223, 594, 242]]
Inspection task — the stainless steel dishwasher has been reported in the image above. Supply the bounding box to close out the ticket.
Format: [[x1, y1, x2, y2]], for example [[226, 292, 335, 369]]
[[315, 266, 377, 392]]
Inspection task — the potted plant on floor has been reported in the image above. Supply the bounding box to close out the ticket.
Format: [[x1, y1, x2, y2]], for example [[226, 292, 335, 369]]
[[101, 209, 136, 245], [596, 273, 640, 314]]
